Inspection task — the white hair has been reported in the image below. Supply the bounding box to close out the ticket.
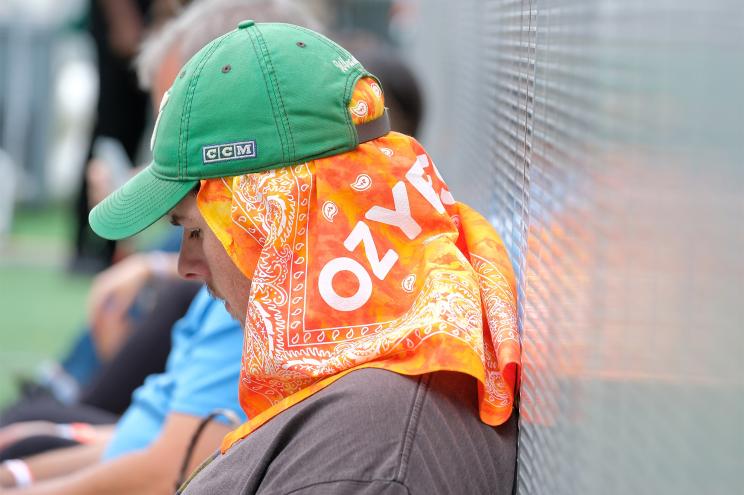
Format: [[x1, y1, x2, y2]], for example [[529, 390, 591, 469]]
[[136, 0, 323, 89]]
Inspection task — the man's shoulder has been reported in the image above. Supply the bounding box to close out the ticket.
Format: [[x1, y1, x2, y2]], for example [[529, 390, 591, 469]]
[[183, 369, 517, 495]]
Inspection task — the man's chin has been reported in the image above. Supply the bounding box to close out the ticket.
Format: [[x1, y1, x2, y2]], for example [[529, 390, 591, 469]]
[[206, 284, 223, 302], [223, 300, 245, 326], [206, 285, 244, 326], [224, 301, 236, 319]]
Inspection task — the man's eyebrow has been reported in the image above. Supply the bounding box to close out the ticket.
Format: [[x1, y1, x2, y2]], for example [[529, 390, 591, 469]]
[[169, 213, 182, 226]]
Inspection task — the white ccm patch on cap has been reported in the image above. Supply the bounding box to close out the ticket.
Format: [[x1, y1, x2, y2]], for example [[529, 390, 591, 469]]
[[202, 140, 257, 164]]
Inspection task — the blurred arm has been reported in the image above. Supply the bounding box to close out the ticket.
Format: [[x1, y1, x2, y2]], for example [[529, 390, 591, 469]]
[[1, 413, 229, 495], [98, 0, 145, 58], [0, 423, 114, 488]]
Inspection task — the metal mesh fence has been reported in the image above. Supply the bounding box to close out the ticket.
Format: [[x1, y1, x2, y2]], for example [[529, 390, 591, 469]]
[[407, 0, 744, 493]]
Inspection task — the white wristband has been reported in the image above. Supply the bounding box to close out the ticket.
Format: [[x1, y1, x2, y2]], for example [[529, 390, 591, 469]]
[[3, 459, 33, 487]]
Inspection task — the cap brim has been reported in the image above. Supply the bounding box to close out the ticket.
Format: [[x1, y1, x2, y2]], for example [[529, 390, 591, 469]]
[[89, 165, 197, 240]]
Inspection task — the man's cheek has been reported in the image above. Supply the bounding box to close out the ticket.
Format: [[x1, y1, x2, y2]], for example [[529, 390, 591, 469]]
[[202, 227, 227, 266]]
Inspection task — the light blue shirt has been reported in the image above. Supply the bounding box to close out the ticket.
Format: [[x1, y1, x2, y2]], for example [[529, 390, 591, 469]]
[[103, 286, 245, 460]]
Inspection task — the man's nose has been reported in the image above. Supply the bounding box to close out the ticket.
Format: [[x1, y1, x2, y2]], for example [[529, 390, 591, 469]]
[[177, 247, 207, 281]]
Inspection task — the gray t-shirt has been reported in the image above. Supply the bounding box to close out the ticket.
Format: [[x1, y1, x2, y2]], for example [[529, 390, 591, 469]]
[[180, 369, 517, 494]]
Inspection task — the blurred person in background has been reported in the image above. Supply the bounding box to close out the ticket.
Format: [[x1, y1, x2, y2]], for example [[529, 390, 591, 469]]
[[87, 16, 521, 495], [7, 0, 320, 418], [0, 286, 245, 494], [70, 0, 183, 274], [9, 0, 425, 422], [0, 2, 321, 493]]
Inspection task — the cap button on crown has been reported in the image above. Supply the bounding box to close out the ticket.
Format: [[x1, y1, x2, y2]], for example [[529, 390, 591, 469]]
[[238, 19, 255, 29]]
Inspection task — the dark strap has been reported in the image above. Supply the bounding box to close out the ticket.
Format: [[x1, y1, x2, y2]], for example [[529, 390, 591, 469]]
[[355, 108, 391, 143], [176, 408, 241, 491]]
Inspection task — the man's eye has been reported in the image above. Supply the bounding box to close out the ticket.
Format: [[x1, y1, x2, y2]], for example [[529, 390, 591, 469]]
[[188, 228, 202, 240]]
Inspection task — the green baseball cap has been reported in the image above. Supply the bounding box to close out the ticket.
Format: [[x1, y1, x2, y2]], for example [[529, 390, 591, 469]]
[[89, 21, 390, 240]]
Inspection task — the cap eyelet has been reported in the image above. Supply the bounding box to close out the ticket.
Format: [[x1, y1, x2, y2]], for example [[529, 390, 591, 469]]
[[221, 64, 232, 73], [179, 70, 186, 79], [296, 41, 306, 48]]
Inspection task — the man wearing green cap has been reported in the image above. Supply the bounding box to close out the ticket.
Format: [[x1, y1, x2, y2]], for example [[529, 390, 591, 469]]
[[89, 20, 393, 241], [89, 18, 519, 495]]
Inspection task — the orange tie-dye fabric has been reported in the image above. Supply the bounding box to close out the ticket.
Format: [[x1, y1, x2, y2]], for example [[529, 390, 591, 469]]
[[197, 77, 521, 453]]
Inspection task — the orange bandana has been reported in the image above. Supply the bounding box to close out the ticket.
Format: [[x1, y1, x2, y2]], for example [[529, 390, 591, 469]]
[[198, 78, 521, 452]]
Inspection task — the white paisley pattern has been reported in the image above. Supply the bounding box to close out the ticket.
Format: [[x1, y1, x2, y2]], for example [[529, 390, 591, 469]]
[[236, 164, 490, 402], [200, 131, 520, 451]]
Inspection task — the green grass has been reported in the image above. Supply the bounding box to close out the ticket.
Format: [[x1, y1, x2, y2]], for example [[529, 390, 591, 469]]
[[10, 203, 73, 240], [0, 203, 91, 407]]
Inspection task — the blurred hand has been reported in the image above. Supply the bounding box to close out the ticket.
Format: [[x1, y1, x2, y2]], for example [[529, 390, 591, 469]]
[[88, 254, 151, 360], [88, 252, 178, 360]]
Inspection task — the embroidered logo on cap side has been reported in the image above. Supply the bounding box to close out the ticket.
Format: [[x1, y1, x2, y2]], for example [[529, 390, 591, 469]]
[[332, 56, 360, 73], [202, 140, 257, 164]]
